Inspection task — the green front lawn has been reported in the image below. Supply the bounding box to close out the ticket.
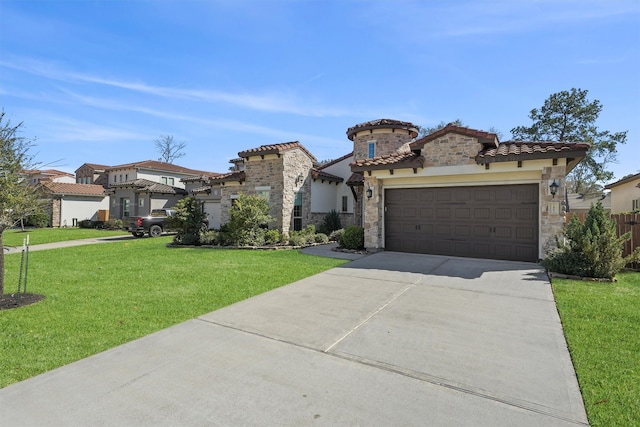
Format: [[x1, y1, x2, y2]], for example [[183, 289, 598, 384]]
[[2, 227, 128, 247], [0, 237, 347, 388], [553, 272, 640, 427]]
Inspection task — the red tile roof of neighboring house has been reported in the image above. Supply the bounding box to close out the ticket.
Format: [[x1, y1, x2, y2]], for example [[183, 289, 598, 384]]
[[350, 152, 425, 172], [109, 179, 188, 195], [106, 160, 216, 176], [237, 141, 317, 163], [78, 163, 111, 171], [411, 124, 499, 149], [476, 141, 590, 164], [311, 169, 343, 183], [39, 182, 106, 197], [208, 170, 246, 184], [346, 119, 419, 141]]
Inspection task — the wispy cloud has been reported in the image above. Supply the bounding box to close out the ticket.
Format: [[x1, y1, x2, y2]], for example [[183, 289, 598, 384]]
[[0, 57, 351, 118]]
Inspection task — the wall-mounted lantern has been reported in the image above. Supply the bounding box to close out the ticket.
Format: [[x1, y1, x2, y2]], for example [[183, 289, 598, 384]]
[[296, 174, 304, 185], [366, 185, 373, 200], [549, 180, 559, 198]]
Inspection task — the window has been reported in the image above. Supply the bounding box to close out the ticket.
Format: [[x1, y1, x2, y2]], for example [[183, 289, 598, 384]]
[[125, 174, 128, 181], [368, 141, 376, 158], [139, 199, 144, 207], [341, 195, 348, 212], [161, 177, 175, 185], [256, 186, 270, 206], [121, 198, 130, 217], [633, 199, 640, 211], [293, 192, 303, 231]]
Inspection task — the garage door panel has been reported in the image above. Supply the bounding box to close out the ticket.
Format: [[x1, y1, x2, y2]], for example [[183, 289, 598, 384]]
[[385, 185, 538, 262]]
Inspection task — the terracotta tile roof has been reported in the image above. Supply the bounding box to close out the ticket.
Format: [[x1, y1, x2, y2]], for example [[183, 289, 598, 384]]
[[180, 173, 221, 183], [237, 141, 317, 163], [350, 152, 425, 172], [475, 141, 590, 164], [316, 152, 353, 170], [209, 170, 246, 184], [411, 124, 499, 149], [346, 119, 419, 141], [39, 182, 106, 197], [109, 178, 188, 195], [604, 172, 640, 189], [25, 169, 74, 179], [106, 160, 216, 176], [311, 168, 343, 183], [346, 172, 364, 186], [78, 163, 111, 171]]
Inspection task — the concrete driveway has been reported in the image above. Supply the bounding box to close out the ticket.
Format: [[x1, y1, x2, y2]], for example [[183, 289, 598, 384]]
[[0, 251, 588, 426]]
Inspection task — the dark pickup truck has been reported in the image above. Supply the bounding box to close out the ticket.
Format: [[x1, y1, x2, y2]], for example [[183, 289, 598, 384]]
[[126, 209, 176, 238]]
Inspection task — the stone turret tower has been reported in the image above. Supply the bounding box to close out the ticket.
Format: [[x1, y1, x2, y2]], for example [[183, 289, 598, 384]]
[[346, 119, 419, 160]]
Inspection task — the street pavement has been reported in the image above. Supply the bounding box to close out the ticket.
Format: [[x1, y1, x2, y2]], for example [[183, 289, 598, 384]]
[[0, 245, 588, 426]]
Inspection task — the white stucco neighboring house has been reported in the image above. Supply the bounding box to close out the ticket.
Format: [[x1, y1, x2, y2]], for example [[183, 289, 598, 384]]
[[604, 172, 640, 214], [38, 182, 109, 227], [26, 169, 75, 186]]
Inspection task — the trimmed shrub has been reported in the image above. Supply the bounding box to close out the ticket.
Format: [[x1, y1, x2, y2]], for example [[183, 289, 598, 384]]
[[329, 228, 344, 245], [227, 194, 273, 246], [25, 211, 49, 228], [199, 230, 219, 245], [265, 229, 281, 245], [342, 225, 364, 250], [167, 197, 208, 245], [314, 233, 329, 244], [287, 232, 306, 247]]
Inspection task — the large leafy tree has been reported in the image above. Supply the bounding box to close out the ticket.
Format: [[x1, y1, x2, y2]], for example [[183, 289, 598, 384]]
[[0, 111, 41, 295], [511, 88, 627, 194]]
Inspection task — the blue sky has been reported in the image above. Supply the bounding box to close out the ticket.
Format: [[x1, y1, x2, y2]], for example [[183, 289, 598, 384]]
[[1, 0, 638, 182]]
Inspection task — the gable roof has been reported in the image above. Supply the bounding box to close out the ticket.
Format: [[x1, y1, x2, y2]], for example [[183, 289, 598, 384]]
[[39, 182, 106, 197], [109, 178, 188, 195], [237, 141, 317, 163], [25, 169, 75, 179], [604, 172, 640, 189], [316, 152, 353, 170], [208, 170, 246, 184], [411, 124, 499, 149], [346, 172, 364, 187], [106, 160, 215, 176], [475, 141, 590, 164], [77, 163, 111, 171]]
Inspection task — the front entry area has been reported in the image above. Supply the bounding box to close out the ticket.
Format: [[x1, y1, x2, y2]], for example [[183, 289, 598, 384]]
[[385, 184, 539, 262]]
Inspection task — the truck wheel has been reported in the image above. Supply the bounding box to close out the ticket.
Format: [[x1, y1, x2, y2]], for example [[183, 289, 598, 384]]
[[132, 232, 144, 238], [149, 225, 162, 237]]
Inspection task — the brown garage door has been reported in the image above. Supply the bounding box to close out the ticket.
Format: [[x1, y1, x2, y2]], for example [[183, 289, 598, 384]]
[[385, 185, 539, 262]]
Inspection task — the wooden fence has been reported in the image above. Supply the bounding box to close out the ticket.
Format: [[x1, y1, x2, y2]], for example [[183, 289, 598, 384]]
[[566, 213, 640, 262]]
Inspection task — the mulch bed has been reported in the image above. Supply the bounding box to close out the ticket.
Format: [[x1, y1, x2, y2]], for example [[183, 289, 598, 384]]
[[0, 293, 45, 311]]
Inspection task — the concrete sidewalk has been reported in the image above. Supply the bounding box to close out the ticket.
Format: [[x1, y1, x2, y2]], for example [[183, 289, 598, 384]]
[[0, 252, 588, 426]]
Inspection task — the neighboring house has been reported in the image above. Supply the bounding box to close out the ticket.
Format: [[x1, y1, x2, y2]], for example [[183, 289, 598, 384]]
[[604, 172, 640, 213], [25, 169, 75, 186], [38, 182, 109, 227], [75, 163, 110, 186], [349, 119, 590, 262], [565, 192, 611, 214], [106, 160, 216, 219], [311, 152, 360, 228], [183, 173, 223, 229]]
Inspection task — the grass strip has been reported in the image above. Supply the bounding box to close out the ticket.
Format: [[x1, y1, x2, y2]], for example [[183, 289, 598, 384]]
[[552, 272, 640, 427], [0, 236, 347, 388], [3, 228, 128, 247]]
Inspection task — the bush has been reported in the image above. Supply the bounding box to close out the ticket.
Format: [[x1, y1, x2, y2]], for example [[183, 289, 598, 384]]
[[265, 229, 281, 245], [329, 228, 344, 245], [227, 194, 273, 246], [78, 219, 94, 228], [167, 197, 208, 245], [287, 232, 306, 247], [542, 201, 635, 279], [199, 230, 219, 245], [314, 233, 329, 244], [342, 225, 364, 250], [103, 219, 123, 230], [319, 210, 342, 235], [25, 211, 49, 228]]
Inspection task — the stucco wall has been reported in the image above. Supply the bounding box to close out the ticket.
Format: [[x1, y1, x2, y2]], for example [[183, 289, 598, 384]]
[[609, 178, 640, 213]]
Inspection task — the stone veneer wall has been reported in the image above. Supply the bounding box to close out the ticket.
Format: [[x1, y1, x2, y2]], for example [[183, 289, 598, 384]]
[[363, 176, 383, 250], [49, 198, 61, 227], [352, 130, 414, 161], [541, 165, 567, 256], [244, 155, 285, 229], [421, 134, 484, 167], [282, 149, 313, 234]]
